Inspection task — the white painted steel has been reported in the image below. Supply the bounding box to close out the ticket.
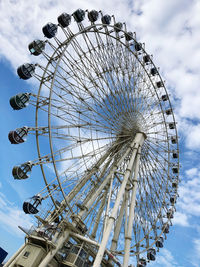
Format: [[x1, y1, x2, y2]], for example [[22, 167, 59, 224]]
[[123, 146, 142, 266], [38, 230, 70, 267], [93, 133, 145, 267]]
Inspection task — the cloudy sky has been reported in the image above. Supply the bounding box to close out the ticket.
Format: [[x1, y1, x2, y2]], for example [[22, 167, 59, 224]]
[[0, 0, 200, 266]]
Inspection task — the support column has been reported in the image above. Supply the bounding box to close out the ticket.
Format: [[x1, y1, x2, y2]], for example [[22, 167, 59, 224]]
[[35, 149, 112, 267], [82, 158, 112, 207], [66, 148, 112, 203], [123, 145, 142, 267], [91, 189, 108, 239], [78, 136, 139, 219], [124, 187, 129, 237], [109, 195, 126, 252], [103, 174, 114, 235], [4, 243, 26, 267], [38, 229, 70, 267], [37, 136, 138, 267], [93, 133, 145, 267]]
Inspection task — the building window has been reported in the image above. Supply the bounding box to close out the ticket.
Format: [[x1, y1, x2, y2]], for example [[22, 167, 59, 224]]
[[23, 251, 30, 258]]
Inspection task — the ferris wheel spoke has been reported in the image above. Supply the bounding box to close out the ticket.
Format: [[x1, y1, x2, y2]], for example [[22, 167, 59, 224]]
[[90, 49, 137, 119], [99, 46, 137, 115], [138, 168, 164, 214], [63, 40, 115, 104], [146, 139, 169, 155], [142, 147, 167, 181], [61, 43, 110, 99], [50, 79, 123, 131], [146, 139, 170, 162], [140, 160, 165, 218], [64, 36, 133, 119], [141, 147, 168, 195], [91, 38, 132, 115], [57, 148, 113, 202], [91, 31, 131, 100], [33, 136, 113, 169], [142, 157, 166, 192], [91, 190, 108, 239], [49, 95, 122, 135]]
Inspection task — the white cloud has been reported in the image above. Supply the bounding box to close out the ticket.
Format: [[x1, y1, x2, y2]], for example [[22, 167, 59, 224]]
[[190, 239, 200, 267], [193, 239, 200, 255], [172, 211, 189, 227], [185, 124, 200, 150], [175, 118, 200, 150], [0, 192, 33, 237], [0, 0, 133, 68], [176, 170, 200, 219], [168, 166, 200, 228], [129, 0, 200, 150], [186, 167, 198, 177]]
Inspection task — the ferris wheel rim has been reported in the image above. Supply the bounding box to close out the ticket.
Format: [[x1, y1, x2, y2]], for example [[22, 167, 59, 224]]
[[31, 12, 180, 261], [36, 23, 177, 184]]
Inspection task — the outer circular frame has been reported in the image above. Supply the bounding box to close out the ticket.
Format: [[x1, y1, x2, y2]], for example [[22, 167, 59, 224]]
[[31, 12, 179, 262]]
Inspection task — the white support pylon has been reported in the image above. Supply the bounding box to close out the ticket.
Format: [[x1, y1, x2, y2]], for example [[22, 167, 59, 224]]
[[123, 145, 142, 266], [38, 229, 70, 267], [4, 244, 26, 267], [93, 133, 145, 267], [110, 195, 126, 252]]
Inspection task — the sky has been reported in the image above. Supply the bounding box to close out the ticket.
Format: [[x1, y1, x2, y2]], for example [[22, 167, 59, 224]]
[[0, 0, 200, 266]]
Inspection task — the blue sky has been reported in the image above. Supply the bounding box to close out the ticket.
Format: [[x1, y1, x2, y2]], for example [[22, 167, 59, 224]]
[[0, 0, 200, 266]]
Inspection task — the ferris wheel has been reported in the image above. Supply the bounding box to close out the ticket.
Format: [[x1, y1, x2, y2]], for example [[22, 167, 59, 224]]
[[6, 9, 179, 267]]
